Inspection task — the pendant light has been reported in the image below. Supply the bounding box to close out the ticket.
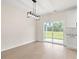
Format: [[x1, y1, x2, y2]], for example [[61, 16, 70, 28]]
[[27, 0, 40, 20]]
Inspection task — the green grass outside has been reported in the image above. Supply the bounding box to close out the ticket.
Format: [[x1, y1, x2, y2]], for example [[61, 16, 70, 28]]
[[43, 31, 63, 40]]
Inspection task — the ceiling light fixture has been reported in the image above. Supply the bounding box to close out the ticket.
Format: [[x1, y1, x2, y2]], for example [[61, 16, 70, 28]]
[[27, 0, 40, 20]]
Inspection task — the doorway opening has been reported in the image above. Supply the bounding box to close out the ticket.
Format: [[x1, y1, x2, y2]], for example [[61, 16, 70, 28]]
[[43, 21, 64, 45]]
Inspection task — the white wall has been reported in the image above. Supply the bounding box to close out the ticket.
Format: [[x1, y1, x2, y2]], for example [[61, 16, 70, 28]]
[[36, 8, 77, 49], [1, 0, 36, 51]]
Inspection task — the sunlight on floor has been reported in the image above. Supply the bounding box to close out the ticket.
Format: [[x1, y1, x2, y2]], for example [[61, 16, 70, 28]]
[[44, 39, 63, 44]]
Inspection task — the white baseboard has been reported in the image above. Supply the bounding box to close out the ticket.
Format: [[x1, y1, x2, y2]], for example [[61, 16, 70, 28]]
[[1, 40, 35, 52]]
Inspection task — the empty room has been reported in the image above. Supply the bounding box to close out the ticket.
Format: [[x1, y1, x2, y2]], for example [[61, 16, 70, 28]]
[[1, 0, 77, 59]]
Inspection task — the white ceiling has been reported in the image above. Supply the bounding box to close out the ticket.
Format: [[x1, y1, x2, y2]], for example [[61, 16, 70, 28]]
[[4, 0, 77, 15]]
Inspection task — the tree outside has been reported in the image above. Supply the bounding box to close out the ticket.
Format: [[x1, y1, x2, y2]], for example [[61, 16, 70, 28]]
[[43, 21, 63, 40]]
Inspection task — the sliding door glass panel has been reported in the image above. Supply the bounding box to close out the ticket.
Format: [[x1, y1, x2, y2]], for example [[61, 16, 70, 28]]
[[43, 21, 64, 44]]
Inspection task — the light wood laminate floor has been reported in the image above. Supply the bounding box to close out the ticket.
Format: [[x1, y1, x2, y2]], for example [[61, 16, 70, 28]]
[[1, 42, 77, 59]]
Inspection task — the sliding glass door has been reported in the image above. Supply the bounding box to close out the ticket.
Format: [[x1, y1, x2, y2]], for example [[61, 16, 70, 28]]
[[43, 21, 64, 44]]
